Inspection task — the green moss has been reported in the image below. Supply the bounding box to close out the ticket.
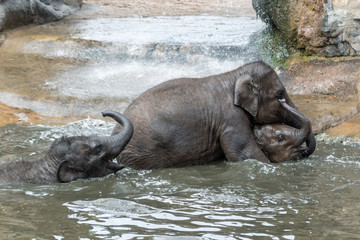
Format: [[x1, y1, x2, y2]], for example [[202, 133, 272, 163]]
[[286, 54, 360, 65], [253, 27, 296, 68]]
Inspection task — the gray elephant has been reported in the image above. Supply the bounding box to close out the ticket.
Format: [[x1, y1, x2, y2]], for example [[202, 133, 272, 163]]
[[112, 61, 316, 169], [254, 99, 312, 163], [0, 111, 133, 184]]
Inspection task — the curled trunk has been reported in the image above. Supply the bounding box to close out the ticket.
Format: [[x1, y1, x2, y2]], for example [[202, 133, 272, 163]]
[[280, 99, 315, 157], [279, 96, 316, 158], [303, 132, 316, 158], [101, 110, 134, 159]]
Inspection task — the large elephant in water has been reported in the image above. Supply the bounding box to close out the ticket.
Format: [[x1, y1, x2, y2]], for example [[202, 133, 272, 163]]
[[254, 99, 313, 163], [0, 111, 133, 184], [113, 61, 316, 169]]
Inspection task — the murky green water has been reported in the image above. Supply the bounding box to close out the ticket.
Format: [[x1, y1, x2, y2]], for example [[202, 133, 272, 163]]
[[0, 122, 359, 239]]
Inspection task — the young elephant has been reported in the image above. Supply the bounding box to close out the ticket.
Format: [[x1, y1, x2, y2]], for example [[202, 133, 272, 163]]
[[254, 99, 312, 163], [0, 111, 133, 184], [113, 61, 316, 169]]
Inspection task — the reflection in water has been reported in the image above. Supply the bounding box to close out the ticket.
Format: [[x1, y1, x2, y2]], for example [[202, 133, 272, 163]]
[[0, 123, 359, 239]]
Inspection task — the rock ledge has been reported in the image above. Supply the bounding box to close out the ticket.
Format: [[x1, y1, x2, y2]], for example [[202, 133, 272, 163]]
[[0, 0, 82, 33]]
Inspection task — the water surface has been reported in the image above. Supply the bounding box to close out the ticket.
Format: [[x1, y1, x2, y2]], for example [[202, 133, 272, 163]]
[[0, 16, 264, 118], [0, 122, 359, 239], [0, 5, 359, 240]]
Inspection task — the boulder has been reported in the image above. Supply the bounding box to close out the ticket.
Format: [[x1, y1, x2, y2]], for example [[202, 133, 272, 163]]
[[0, 0, 82, 32], [253, 0, 360, 57], [279, 57, 360, 134]]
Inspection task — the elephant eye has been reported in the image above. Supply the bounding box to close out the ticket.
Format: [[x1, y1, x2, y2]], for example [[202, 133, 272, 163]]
[[276, 90, 284, 100], [278, 135, 286, 143], [94, 146, 103, 155]]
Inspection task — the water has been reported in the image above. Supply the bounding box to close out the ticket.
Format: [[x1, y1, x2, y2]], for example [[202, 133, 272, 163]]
[[0, 122, 359, 239], [0, 15, 264, 118], [28, 16, 264, 99], [0, 3, 359, 239]]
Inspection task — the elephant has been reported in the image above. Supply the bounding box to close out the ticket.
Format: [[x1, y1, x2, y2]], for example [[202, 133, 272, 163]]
[[254, 99, 312, 163], [0, 111, 133, 184], [112, 61, 316, 169]]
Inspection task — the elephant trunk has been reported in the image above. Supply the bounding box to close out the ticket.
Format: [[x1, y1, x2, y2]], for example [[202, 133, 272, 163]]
[[302, 132, 316, 158], [100, 110, 134, 159], [279, 99, 312, 152], [280, 97, 316, 158]]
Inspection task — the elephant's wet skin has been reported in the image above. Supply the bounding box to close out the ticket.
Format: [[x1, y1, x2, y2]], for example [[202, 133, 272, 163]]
[[0, 111, 133, 184], [254, 99, 314, 163], [114, 61, 316, 169]]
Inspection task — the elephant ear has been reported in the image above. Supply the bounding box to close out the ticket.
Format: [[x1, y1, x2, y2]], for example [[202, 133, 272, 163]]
[[234, 74, 259, 117], [57, 161, 87, 183]]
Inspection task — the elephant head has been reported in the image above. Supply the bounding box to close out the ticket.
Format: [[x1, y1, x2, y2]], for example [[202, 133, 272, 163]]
[[56, 110, 133, 183], [0, 110, 133, 184], [233, 61, 316, 158], [253, 99, 313, 162]]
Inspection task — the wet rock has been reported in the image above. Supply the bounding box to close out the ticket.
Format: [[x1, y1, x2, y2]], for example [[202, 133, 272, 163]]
[[293, 95, 358, 134], [83, 0, 256, 18], [253, 0, 360, 57], [252, 0, 360, 135], [279, 57, 360, 134], [280, 58, 360, 96], [0, 32, 5, 47], [0, 0, 82, 32], [0, 102, 81, 126], [326, 113, 360, 137]]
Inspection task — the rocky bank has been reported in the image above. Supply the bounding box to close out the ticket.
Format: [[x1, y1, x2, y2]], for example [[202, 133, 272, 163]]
[[279, 57, 360, 136], [0, 0, 82, 39], [253, 0, 360, 57], [253, 0, 360, 137], [0, 0, 359, 138]]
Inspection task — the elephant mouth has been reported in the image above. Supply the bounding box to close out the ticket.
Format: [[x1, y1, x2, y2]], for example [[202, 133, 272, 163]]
[[297, 145, 308, 152], [292, 144, 309, 160], [106, 160, 125, 173]]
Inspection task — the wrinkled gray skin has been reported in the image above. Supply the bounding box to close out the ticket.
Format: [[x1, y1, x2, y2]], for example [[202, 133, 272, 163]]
[[0, 111, 133, 184], [254, 99, 313, 163], [113, 61, 316, 169]]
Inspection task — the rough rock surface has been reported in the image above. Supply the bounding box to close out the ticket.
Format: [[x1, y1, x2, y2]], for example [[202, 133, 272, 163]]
[[279, 57, 360, 134], [253, 0, 360, 57], [84, 0, 256, 17], [1, 0, 359, 138], [0, 0, 82, 32]]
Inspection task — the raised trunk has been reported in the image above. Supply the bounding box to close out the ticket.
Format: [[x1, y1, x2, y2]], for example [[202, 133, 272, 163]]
[[100, 110, 134, 158]]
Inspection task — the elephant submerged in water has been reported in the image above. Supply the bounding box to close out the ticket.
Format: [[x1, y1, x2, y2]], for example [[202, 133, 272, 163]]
[[113, 61, 316, 169], [0, 111, 133, 184], [254, 99, 313, 163]]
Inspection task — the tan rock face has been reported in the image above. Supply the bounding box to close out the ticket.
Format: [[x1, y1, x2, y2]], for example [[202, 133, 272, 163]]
[[280, 59, 360, 96], [278, 57, 360, 135], [0, 102, 82, 126], [253, 0, 360, 56], [326, 113, 360, 137]]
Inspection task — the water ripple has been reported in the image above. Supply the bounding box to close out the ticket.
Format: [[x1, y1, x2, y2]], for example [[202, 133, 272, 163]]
[[1, 123, 360, 239]]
